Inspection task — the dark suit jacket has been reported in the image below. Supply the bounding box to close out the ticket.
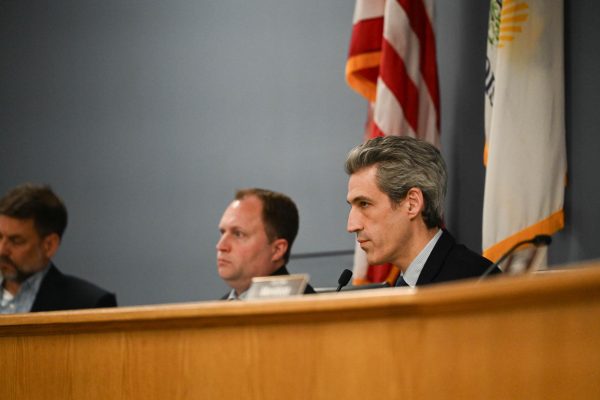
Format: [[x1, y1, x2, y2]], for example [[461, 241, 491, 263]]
[[413, 230, 500, 286], [221, 264, 315, 299], [30, 264, 117, 312]]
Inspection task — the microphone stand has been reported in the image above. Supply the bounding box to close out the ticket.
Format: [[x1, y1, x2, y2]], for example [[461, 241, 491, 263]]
[[480, 235, 552, 279]]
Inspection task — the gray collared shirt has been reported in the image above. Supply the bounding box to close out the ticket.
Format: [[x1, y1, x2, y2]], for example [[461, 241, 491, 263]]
[[401, 229, 443, 287], [0, 265, 50, 314]]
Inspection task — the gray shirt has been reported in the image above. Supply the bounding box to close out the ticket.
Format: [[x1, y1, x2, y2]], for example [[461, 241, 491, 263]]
[[0, 265, 49, 314]]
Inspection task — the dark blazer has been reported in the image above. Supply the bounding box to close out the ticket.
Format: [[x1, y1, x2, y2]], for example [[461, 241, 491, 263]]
[[412, 230, 500, 286], [30, 264, 117, 312], [221, 264, 315, 300]]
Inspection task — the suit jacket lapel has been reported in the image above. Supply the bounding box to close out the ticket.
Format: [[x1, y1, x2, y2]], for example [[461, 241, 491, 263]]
[[416, 230, 455, 285], [30, 264, 63, 312]]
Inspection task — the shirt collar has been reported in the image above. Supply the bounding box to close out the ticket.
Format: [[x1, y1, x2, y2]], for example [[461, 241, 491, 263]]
[[226, 288, 249, 300], [0, 264, 50, 294], [0, 264, 50, 313], [402, 229, 442, 287], [226, 265, 287, 300]]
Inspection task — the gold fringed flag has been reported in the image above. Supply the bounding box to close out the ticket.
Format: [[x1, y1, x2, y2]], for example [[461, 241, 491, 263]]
[[483, 0, 566, 263]]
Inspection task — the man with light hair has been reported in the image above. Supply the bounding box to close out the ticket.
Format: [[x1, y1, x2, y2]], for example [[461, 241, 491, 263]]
[[216, 188, 315, 299], [345, 136, 498, 287]]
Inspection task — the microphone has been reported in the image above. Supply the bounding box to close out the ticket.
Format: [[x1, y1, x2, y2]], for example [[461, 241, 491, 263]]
[[336, 269, 353, 292], [480, 234, 552, 279]]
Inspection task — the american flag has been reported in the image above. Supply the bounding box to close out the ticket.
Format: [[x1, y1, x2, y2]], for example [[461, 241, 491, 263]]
[[346, 0, 440, 284]]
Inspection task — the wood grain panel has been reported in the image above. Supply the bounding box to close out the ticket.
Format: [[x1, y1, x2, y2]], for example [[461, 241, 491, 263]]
[[1, 262, 600, 399]]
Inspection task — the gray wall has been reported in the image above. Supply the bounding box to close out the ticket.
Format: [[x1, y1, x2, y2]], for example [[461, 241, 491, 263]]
[[1, 1, 599, 306]]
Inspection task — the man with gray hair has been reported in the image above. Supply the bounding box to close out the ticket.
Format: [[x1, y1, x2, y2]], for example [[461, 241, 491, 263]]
[[345, 136, 497, 287]]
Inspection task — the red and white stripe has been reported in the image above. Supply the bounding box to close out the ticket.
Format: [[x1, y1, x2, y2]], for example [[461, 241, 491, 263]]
[[347, 0, 440, 144], [346, 0, 440, 284]]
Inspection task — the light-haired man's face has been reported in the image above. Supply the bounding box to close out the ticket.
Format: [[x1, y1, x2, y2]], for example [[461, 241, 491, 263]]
[[346, 165, 412, 267], [216, 196, 282, 293], [0, 216, 55, 283]]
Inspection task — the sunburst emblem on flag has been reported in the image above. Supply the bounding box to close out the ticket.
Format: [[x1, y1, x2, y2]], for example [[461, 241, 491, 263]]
[[488, 0, 529, 48]]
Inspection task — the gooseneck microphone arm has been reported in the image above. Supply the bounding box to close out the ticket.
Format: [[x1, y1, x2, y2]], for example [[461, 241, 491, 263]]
[[480, 234, 552, 279]]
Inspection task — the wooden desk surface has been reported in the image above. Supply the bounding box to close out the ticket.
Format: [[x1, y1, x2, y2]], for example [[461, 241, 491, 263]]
[[1, 261, 600, 399]]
